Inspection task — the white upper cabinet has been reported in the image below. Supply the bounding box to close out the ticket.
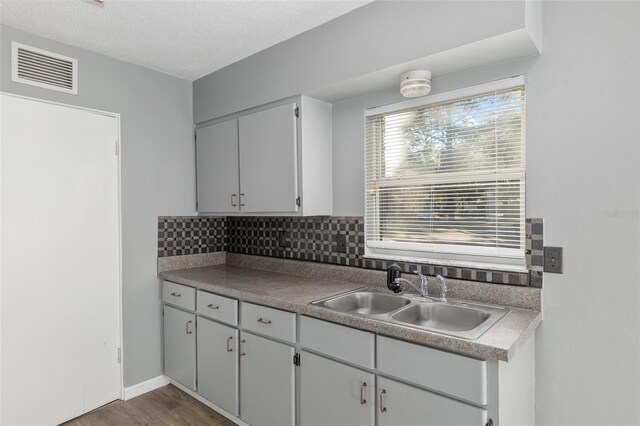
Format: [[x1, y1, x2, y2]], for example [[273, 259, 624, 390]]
[[195, 96, 332, 216], [196, 119, 240, 213], [239, 103, 298, 213]]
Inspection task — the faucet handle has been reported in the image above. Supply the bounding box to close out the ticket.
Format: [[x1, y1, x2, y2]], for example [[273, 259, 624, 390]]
[[435, 275, 447, 302]]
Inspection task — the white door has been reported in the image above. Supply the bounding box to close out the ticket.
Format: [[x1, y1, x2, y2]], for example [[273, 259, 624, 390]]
[[238, 103, 298, 213], [1, 94, 121, 425]]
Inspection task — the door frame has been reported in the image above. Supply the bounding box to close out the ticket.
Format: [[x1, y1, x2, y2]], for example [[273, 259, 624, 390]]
[[1, 92, 125, 400]]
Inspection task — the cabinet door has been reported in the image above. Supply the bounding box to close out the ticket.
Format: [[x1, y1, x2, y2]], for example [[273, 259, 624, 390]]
[[196, 119, 240, 213], [197, 317, 239, 416], [300, 351, 374, 426], [163, 305, 196, 390], [377, 377, 487, 426], [238, 103, 298, 213], [240, 332, 295, 426]]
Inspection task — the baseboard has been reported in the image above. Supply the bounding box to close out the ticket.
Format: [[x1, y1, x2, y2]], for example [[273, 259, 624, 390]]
[[170, 380, 248, 426], [123, 375, 171, 400]]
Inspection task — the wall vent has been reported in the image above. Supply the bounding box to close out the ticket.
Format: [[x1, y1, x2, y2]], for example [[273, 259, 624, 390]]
[[11, 42, 78, 95]]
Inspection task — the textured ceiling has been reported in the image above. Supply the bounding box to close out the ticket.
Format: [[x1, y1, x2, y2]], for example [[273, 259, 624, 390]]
[[0, 0, 371, 81]]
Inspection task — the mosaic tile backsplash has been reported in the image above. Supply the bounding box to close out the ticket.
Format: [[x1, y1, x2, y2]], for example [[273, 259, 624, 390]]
[[158, 216, 544, 287], [157, 216, 226, 257]]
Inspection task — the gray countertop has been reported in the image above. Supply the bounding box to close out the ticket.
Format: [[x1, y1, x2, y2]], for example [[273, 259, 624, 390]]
[[159, 264, 541, 362]]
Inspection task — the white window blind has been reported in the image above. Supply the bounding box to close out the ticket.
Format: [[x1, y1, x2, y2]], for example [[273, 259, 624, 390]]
[[365, 78, 526, 271]]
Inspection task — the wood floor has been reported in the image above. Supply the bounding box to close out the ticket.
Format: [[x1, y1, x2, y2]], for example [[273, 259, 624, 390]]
[[63, 385, 236, 426]]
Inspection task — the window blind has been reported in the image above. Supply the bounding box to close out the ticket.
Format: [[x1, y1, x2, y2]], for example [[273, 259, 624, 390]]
[[365, 80, 526, 269]]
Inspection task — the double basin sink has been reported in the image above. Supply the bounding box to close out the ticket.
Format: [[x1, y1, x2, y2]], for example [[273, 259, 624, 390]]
[[311, 289, 508, 340]]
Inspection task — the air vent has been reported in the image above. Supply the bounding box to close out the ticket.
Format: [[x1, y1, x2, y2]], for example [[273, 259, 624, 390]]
[[11, 42, 77, 95]]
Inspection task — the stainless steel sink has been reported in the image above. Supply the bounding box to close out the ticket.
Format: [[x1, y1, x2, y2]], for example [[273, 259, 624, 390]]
[[391, 303, 490, 332], [311, 289, 508, 340], [319, 291, 411, 315]]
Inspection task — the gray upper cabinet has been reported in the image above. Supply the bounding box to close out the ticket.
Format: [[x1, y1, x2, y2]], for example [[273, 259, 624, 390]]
[[163, 305, 196, 391], [300, 351, 374, 426], [195, 96, 333, 216], [196, 119, 240, 213], [239, 103, 298, 213]]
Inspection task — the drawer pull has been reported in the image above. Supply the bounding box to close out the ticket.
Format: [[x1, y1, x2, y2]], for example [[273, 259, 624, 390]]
[[360, 382, 367, 405], [257, 318, 272, 325], [226, 336, 233, 352], [207, 304, 219, 310], [240, 339, 246, 356], [170, 292, 181, 297], [380, 389, 387, 413], [186, 320, 193, 335]]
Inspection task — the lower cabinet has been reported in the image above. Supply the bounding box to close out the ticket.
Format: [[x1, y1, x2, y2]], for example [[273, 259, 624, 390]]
[[300, 351, 375, 426], [240, 331, 295, 426], [377, 376, 487, 426], [197, 317, 239, 416], [163, 305, 196, 390]]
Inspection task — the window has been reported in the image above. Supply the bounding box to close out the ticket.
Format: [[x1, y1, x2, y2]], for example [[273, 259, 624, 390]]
[[365, 77, 526, 271]]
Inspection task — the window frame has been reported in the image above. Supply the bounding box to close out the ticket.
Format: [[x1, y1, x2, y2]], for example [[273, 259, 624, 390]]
[[364, 76, 527, 272]]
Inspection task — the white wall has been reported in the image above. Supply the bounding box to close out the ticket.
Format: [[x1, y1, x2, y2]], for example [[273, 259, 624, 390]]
[[0, 25, 196, 387], [528, 3, 639, 424], [332, 2, 640, 424]]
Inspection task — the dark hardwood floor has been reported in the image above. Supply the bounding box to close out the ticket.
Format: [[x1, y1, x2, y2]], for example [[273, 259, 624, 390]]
[[63, 385, 237, 426]]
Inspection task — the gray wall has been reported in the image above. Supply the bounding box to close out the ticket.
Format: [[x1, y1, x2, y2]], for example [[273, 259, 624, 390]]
[[193, 0, 528, 123], [335, 2, 640, 424], [195, 1, 640, 424], [0, 25, 196, 387]]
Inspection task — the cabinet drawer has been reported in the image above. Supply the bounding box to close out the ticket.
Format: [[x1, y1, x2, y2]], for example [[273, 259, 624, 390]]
[[162, 281, 196, 311], [241, 302, 296, 343], [300, 316, 374, 368], [197, 290, 238, 326], [377, 336, 487, 405]]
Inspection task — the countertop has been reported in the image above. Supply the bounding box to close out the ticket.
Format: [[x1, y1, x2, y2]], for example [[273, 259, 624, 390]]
[[159, 264, 541, 362]]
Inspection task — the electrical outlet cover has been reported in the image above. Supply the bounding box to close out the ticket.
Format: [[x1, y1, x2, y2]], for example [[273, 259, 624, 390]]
[[543, 246, 563, 274], [278, 230, 287, 248], [336, 234, 347, 253]]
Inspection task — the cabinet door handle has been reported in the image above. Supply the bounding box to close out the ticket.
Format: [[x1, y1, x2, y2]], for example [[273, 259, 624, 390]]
[[240, 339, 246, 356], [170, 292, 181, 297], [226, 336, 234, 352], [379, 389, 387, 413], [240, 193, 245, 207], [207, 304, 219, 310], [257, 318, 272, 325], [231, 193, 237, 207], [186, 320, 193, 335], [360, 382, 367, 405]]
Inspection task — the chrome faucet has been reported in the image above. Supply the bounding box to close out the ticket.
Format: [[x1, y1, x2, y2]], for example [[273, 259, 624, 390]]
[[433, 275, 447, 303], [386, 264, 428, 298]]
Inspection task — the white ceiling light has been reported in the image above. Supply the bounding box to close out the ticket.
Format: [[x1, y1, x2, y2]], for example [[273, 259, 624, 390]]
[[400, 70, 431, 98]]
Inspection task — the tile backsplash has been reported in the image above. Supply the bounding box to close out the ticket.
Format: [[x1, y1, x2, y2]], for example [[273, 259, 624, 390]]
[[157, 216, 226, 257], [158, 216, 544, 287]]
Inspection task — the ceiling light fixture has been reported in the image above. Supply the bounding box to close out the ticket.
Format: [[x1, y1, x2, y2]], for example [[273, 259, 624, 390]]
[[400, 70, 432, 98]]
